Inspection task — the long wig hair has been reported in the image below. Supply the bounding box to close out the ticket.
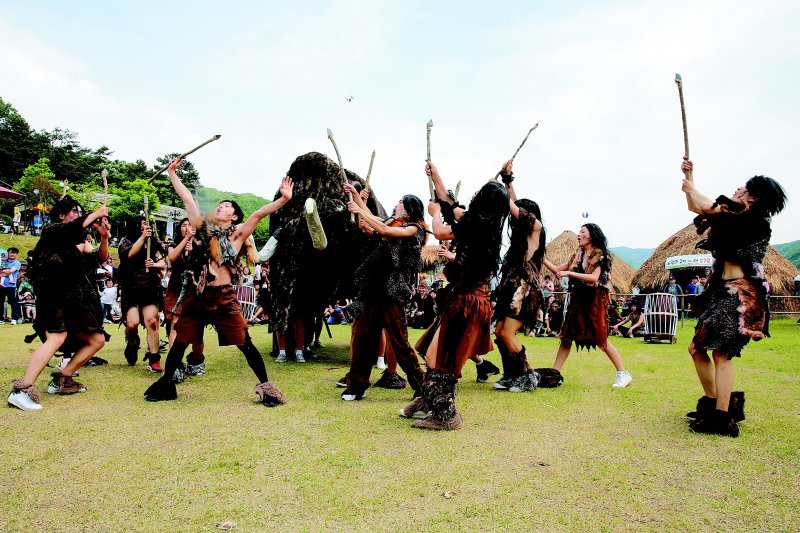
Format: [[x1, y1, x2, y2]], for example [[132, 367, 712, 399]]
[[581, 223, 612, 273], [458, 181, 510, 276], [502, 198, 546, 275]]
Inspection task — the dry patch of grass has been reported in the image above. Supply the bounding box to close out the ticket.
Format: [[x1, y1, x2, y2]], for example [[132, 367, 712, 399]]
[[1, 320, 798, 531]]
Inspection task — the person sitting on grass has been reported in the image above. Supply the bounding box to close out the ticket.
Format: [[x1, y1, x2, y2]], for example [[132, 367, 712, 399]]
[[612, 302, 645, 337]]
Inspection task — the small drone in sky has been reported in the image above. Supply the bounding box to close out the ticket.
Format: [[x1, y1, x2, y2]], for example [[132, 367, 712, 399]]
[[345, 96, 353, 102]]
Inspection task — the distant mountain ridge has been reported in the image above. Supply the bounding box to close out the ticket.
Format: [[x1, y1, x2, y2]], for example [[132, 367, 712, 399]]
[[609, 247, 655, 269], [774, 240, 800, 268]]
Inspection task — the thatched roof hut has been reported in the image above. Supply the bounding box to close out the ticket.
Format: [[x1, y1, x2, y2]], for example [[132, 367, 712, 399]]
[[632, 224, 799, 297], [544, 230, 636, 293]]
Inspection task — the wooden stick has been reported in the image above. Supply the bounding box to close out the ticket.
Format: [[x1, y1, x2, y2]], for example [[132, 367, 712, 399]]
[[495, 123, 539, 179], [101, 169, 108, 206], [675, 73, 690, 166], [147, 134, 222, 184], [327, 129, 355, 223], [143, 194, 151, 272], [426, 120, 435, 200], [364, 150, 376, 192]]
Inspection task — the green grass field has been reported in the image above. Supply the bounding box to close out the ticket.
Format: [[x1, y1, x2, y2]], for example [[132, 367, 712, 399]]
[[1, 319, 798, 531]]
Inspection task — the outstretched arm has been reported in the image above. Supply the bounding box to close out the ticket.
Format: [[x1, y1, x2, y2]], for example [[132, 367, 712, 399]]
[[543, 256, 572, 275], [168, 158, 203, 227], [235, 176, 293, 241], [347, 201, 417, 238], [426, 160, 454, 204]]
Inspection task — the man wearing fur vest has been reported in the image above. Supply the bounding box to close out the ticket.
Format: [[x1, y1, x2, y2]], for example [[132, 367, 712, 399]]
[[144, 157, 293, 406]]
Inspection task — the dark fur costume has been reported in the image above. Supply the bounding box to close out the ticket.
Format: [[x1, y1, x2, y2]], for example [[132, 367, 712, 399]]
[[691, 196, 772, 358], [118, 234, 165, 312], [410, 370, 462, 430], [268, 152, 387, 337], [560, 248, 610, 350], [29, 216, 105, 349]]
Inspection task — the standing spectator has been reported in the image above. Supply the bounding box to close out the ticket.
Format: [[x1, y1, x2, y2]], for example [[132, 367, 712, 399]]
[[685, 276, 700, 296], [99, 279, 118, 323], [0, 247, 23, 324], [12, 210, 21, 235], [663, 275, 684, 296]]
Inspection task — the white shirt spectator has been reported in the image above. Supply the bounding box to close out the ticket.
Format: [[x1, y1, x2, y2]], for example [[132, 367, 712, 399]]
[[100, 286, 118, 306]]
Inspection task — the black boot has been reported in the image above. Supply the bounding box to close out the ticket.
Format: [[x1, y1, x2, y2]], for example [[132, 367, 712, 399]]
[[374, 370, 408, 389], [686, 395, 716, 419], [493, 338, 512, 390], [475, 358, 500, 383], [411, 369, 462, 430], [730, 391, 745, 422], [689, 409, 739, 438], [124, 333, 140, 366], [144, 377, 177, 402]]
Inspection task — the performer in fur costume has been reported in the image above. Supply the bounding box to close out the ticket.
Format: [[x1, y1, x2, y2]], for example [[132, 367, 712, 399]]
[[164, 218, 206, 377], [144, 158, 292, 406], [268, 153, 386, 358], [681, 158, 786, 437], [7, 198, 110, 411], [118, 217, 166, 372], [339, 182, 427, 401], [400, 160, 509, 430], [543, 223, 632, 388], [492, 160, 545, 393]]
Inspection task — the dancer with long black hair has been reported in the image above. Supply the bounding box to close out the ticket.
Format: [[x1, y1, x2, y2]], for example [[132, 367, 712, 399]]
[[543, 223, 632, 388], [681, 158, 786, 437], [492, 160, 545, 392], [400, 161, 509, 430]]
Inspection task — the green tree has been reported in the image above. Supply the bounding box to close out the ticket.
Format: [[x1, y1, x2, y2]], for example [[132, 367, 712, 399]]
[[16, 157, 60, 207], [108, 179, 160, 228], [0, 97, 40, 184], [150, 154, 201, 207]]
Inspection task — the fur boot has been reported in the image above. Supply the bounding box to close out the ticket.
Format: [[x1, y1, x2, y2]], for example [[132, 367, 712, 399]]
[[144, 377, 177, 402], [124, 333, 140, 366], [50, 372, 87, 395], [535, 368, 564, 388], [730, 391, 745, 422], [689, 409, 740, 438], [411, 370, 462, 430], [686, 395, 716, 419], [255, 381, 287, 407], [374, 370, 408, 389], [506, 349, 539, 392], [399, 394, 430, 419], [493, 338, 512, 389], [11, 379, 41, 403]]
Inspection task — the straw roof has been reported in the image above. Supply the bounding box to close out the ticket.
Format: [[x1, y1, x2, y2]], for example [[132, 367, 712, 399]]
[[421, 245, 444, 269], [544, 230, 636, 293], [632, 223, 799, 297]]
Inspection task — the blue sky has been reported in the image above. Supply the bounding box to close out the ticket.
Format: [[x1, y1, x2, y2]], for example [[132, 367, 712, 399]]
[[2, 1, 798, 247]]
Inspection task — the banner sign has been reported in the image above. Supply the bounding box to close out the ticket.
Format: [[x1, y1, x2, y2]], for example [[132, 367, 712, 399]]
[[665, 254, 714, 270]]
